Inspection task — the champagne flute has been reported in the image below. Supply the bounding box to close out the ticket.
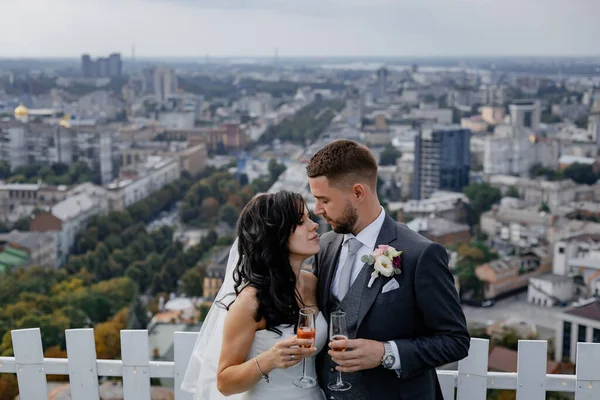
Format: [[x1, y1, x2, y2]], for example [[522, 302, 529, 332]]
[[292, 307, 317, 388], [328, 310, 352, 392]]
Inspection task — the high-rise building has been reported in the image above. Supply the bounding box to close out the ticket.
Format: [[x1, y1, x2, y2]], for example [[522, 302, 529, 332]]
[[108, 53, 122, 77], [346, 87, 363, 128], [509, 100, 541, 130], [80, 53, 122, 78], [412, 126, 471, 200], [97, 58, 109, 77], [153, 67, 178, 103], [0, 119, 121, 185], [81, 54, 93, 78], [375, 67, 389, 101], [589, 113, 600, 152]]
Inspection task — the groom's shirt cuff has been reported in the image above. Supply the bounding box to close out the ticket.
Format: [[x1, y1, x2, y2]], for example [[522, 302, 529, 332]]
[[388, 341, 402, 373]]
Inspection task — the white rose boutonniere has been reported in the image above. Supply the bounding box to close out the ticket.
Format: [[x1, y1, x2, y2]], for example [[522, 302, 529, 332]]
[[361, 245, 402, 288]]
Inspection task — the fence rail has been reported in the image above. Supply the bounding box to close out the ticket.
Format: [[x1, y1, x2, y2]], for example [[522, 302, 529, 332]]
[[1, 328, 599, 399]]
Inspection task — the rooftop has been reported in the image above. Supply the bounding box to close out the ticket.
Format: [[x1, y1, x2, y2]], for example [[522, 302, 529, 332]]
[[564, 299, 600, 321], [0, 183, 42, 191], [484, 206, 556, 226], [530, 273, 573, 284], [407, 216, 470, 237], [559, 155, 596, 165], [488, 346, 559, 374], [52, 194, 96, 221], [0, 246, 29, 271], [0, 230, 54, 250]]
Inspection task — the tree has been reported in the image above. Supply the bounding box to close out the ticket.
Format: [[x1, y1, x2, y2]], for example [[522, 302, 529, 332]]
[[182, 265, 206, 297], [127, 296, 149, 330], [239, 173, 249, 187], [219, 204, 239, 227], [455, 242, 497, 300], [268, 159, 287, 184], [564, 163, 598, 185], [0, 161, 11, 179], [379, 145, 402, 166], [0, 374, 18, 400], [463, 182, 502, 226], [201, 197, 220, 221], [575, 115, 589, 129], [199, 303, 211, 322], [539, 202, 551, 213], [44, 346, 69, 381], [530, 163, 563, 181], [11, 217, 30, 231], [506, 186, 519, 198], [217, 235, 235, 246], [94, 317, 125, 360]]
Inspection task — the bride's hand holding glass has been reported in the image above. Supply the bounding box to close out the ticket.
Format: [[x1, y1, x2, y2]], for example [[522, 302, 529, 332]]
[[259, 335, 316, 372]]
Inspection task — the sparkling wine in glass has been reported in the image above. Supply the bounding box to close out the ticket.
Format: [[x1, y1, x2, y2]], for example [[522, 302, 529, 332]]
[[292, 307, 317, 388], [328, 310, 352, 392]]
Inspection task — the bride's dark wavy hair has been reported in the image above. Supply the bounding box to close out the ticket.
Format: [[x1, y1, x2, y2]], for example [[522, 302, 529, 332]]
[[232, 190, 308, 334]]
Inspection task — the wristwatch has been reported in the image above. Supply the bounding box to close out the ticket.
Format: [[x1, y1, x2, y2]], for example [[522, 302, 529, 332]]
[[381, 342, 396, 369]]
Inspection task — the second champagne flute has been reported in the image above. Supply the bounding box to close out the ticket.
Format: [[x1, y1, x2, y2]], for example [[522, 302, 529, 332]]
[[292, 307, 317, 388], [328, 310, 352, 392]]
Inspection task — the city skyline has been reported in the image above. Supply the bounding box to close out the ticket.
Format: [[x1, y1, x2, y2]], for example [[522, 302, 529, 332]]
[[2, 0, 600, 58]]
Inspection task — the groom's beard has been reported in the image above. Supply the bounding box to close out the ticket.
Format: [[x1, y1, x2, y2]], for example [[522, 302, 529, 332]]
[[330, 201, 358, 234]]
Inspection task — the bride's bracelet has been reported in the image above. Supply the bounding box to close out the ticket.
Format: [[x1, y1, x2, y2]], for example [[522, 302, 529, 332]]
[[254, 356, 270, 383]]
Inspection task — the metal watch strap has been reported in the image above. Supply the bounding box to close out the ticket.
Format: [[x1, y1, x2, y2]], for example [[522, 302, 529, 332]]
[[382, 342, 394, 368]]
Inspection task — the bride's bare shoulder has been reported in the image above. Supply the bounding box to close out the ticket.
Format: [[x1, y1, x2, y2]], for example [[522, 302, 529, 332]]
[[232, 285, 258, 306], [301, 269, 317, 284]]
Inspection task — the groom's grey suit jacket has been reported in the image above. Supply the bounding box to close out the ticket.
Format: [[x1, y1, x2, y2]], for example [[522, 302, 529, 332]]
[[313, 214, 470, 400]]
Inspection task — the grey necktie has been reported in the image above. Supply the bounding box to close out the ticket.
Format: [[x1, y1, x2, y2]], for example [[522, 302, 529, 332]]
[[337, 238, 363, 300]]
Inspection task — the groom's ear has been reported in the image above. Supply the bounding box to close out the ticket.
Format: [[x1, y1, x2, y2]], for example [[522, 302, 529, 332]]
[[352, 183, 366, 200]]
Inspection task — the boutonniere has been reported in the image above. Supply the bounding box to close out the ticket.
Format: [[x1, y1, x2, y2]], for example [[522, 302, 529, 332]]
[[361, 245, 402, 288]]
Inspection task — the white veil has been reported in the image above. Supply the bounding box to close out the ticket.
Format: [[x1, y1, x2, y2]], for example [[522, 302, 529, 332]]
[[181, 238, 245, 400]]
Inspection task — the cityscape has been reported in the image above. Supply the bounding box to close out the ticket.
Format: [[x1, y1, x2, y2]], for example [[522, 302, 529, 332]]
[[2, 1, 600, 399]]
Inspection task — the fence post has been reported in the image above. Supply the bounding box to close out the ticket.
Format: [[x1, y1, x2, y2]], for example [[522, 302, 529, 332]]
[[575, 342, 600, 400], [66, 328, 100, 400], [456, 338, 489, 400], [516, 340, 547, 400], [11, 328, 48, 400], [437, 371, 456, 400], [121, 330, 151, 399], [174, 331, 199, 400]]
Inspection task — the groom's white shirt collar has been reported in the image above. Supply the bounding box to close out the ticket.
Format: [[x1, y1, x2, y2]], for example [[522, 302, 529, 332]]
[[343, 206, 386, 249]]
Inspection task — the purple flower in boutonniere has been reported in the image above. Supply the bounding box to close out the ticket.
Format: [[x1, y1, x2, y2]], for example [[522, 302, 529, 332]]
[[361, 245, 402, 288]]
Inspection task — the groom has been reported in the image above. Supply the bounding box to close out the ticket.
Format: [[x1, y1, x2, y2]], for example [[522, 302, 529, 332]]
[[307, 140, 470, 400]]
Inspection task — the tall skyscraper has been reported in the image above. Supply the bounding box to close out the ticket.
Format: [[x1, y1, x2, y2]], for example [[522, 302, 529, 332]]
[[589, 113, 600, 152], [412, 126, 471, 200], [97, 58, 109, 77], [81, 54, 93, 77], [80, 53, 123, 78], [376, 67, 389, 101], [108, 53, 122, 77], [153, 67, 178, 103]]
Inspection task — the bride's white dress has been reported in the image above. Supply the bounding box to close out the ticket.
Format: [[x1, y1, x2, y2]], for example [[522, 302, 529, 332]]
[[242, 312, 328, 400]]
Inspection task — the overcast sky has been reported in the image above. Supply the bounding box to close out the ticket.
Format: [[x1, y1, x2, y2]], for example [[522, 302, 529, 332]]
[[2, 0, 599, 58]]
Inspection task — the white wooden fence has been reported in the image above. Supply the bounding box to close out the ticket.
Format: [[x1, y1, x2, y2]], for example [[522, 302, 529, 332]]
[[1, 328, 599, 399]]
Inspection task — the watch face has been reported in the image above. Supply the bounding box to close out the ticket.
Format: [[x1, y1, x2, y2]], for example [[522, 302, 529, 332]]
[[383, 355, 395, 368]]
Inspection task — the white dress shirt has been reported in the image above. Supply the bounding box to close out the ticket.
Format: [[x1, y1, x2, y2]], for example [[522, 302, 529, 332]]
[[330, 207, 401, 371]]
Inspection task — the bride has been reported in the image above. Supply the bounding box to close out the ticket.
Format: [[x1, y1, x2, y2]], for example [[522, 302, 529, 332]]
[[181, 190, 327, 400]]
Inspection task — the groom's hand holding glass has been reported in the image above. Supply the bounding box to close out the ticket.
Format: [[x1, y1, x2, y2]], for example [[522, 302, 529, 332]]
[[328, 338, 385, 373]]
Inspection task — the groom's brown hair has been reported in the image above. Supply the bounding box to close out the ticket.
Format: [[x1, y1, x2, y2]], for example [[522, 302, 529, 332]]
[[306, 140, 378, 190]]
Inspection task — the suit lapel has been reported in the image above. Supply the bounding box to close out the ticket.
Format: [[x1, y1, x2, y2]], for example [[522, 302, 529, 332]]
[[356, 215, 399, 330], [322, 234, 343, 316]]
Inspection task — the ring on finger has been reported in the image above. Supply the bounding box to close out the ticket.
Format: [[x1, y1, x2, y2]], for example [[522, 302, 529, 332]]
[[290, 354, 296, 361]]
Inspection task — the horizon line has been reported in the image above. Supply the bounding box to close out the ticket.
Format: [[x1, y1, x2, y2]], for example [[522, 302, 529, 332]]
[[2, 54, 600, 60]]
